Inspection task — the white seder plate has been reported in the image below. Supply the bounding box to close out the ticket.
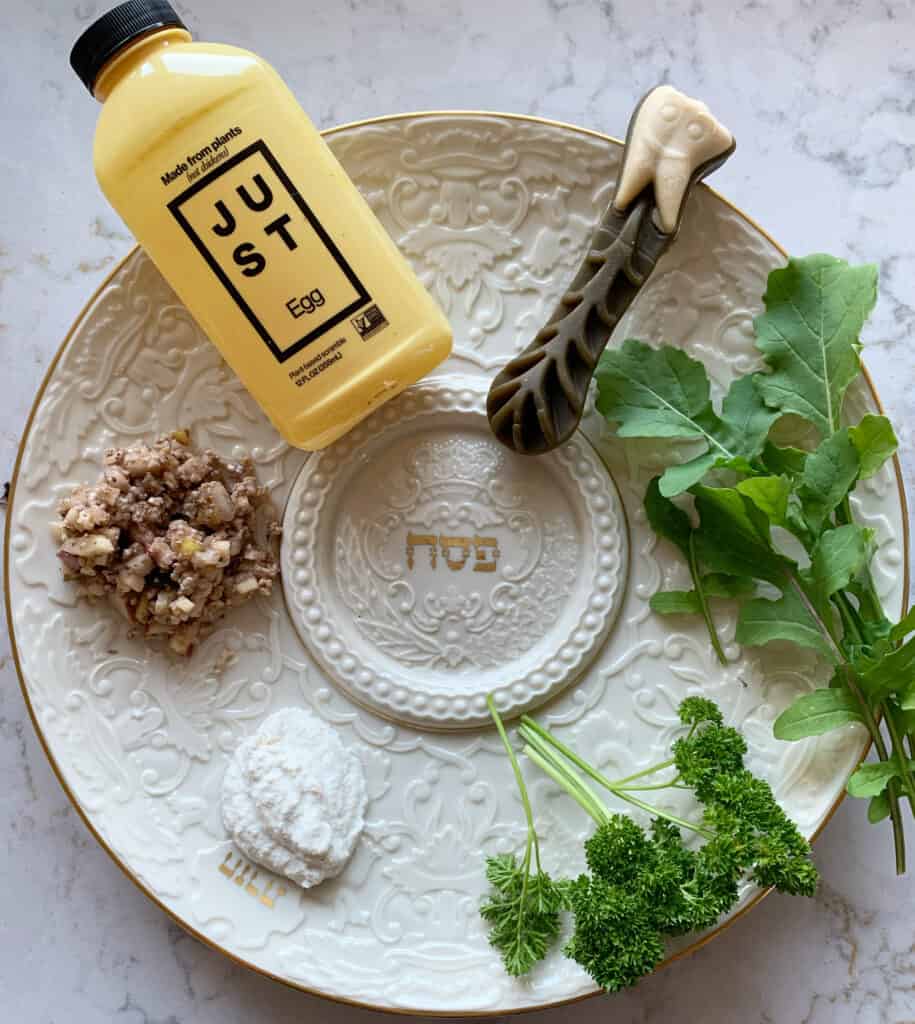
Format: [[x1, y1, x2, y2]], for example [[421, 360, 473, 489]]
[[6, 112, 908, 1015]]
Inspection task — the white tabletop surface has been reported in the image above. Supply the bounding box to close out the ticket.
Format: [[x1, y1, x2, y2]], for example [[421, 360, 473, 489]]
[[3, 1, 915, 1021]]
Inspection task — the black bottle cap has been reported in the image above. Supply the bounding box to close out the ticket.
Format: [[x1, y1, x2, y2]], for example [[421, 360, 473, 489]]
[[70, 0, 187, 94]]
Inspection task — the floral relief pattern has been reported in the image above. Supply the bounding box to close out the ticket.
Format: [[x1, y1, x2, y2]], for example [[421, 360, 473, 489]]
[[331, 117, 615, 369], [6, 114, 907, 1013], [334, 436, 581, 670]]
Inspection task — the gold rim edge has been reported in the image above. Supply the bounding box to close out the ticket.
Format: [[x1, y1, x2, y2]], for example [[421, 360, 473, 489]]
[[4, 109, 909, 1018]]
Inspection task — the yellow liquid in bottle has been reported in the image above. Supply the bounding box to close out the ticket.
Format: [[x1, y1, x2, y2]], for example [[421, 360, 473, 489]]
[[89, 27, 451, 449]]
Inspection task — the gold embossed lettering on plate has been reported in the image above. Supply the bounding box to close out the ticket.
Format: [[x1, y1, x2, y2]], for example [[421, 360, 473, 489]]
[[282, 379, 628, 729]]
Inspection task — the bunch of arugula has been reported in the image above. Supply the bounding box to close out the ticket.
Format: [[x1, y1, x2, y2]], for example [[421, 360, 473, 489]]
[[594, 253, 915, 873], [482, 695, 816, 990]]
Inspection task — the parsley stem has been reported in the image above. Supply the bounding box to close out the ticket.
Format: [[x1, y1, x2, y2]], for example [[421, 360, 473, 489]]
[[521, 718, 619, 795], [609, 756, 677, 786], [603, 788, 714, 838], [521, 721, 713, 838], [488, 695, 542, 870], [487, 696, 544, 964], [614, 779, 687, 792], [522, 743, 608, 825]]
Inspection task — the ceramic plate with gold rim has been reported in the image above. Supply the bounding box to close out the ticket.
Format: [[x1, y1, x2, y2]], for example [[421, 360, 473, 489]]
[[5, 112, 908, 1015]]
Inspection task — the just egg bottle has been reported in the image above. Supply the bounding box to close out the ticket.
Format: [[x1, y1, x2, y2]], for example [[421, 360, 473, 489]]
[[71, 1, 452, 449]]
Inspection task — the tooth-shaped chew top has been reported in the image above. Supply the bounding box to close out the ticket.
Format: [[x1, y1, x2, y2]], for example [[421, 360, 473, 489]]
[[612, 85, 734, 234]]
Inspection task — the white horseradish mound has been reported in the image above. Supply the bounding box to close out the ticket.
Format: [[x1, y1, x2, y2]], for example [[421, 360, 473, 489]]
[[222, 708, 367, 888]]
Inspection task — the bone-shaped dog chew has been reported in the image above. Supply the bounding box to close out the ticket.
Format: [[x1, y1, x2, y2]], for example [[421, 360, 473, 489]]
[[486, 86, 735, 456]]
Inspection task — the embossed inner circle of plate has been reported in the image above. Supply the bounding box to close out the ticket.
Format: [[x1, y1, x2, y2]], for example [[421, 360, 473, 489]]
[[282, 380, 629, 729]]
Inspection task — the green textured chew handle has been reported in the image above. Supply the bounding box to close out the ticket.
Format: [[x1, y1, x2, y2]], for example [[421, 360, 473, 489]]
[[487, 87, 736, 456]]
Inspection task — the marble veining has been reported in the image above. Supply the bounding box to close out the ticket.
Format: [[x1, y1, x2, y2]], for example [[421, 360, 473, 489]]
[[3, 0, 915, 1021]]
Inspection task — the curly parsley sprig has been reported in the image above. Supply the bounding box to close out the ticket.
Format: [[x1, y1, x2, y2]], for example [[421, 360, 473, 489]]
[[482, 696, 817, 991], [480, 695, 568, 976]]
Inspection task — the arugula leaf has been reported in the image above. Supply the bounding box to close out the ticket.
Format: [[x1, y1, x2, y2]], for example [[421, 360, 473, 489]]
[[762, 441, 808, 477], [807, 524, 873, 602], [595, 340, 722, 441], [658, 454, 719, 498], [644, 477, 691, 557], [650, 575, 755, 615], [692, 485, 791, 585], [890, 607, 915, 645], [717, 375, 782, 456], [650, 590, 703, 615], [701, 574, 757, 599], [644, 479, 729, 664], [659, 376, 781, 497], [773, 688, 865, 740], [799, 429, 860, 529], [849, 414, 897, 479], [858, 636, 915, 704], [754, 255, 877, 438], [736, 586, 837, 662], [736, 475, 790, 527], [595, 342, 778, 497], [595, 255, 914, 874], [868, 792, 891, 823], [847, 761, 908, 798]]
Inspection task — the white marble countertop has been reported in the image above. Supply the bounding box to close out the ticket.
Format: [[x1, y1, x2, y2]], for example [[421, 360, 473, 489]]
[[3, 0, 915, 1020]]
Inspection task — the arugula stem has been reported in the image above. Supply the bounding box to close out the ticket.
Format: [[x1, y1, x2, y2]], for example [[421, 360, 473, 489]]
[[788, 575, 907, 873], [689, 532, 729, 666], [884, 704, 915, 815], [833, 493, 910, 867], [789, 575, 844, 661], [834, 591, 865, 647], [846, 673, 907, 875]]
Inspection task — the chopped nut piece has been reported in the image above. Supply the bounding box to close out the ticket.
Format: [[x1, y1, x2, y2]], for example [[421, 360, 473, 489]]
[[170, 596, 195, 616]]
